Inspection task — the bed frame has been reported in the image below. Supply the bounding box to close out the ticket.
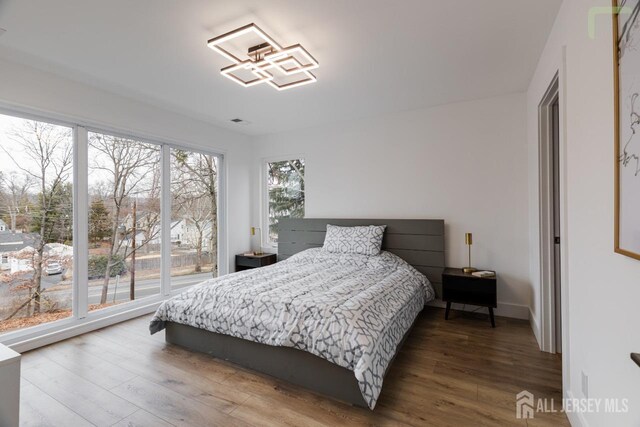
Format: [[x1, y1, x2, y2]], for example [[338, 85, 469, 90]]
[[165, 218, 445, 407]]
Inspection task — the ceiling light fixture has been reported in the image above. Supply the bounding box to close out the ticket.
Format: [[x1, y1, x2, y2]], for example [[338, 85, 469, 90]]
[[208, 23, 318, 91]]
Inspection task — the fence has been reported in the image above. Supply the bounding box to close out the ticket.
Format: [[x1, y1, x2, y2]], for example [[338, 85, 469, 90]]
[[129, 253, 212, 271]]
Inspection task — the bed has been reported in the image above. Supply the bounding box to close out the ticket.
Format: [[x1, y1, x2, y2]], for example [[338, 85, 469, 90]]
[[150, 218, 445, 409]]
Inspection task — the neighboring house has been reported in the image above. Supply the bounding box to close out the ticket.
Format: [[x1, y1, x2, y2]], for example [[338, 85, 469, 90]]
[[0, 232, 36, 255], [119, 213, 162, 247], [120, 226, 162, 248], [0, 232, 35, 273], [0, 246, 35, 274], [121, 218, 213, 250], [169, 218, 213, 250], [7, 247, 35, 274], [0, 219, 7, 232], [0, 234, 71, 274], [169, 219, 182, 244]]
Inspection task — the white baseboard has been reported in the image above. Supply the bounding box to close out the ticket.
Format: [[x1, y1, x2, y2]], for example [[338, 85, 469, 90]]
[[529, 306, 541, 348], [565, 389, 588, 427], [427, 299, 529, 320]]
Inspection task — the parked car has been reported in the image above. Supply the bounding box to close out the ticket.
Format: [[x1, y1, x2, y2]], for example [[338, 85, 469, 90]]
[[45, 262, 63, 276]]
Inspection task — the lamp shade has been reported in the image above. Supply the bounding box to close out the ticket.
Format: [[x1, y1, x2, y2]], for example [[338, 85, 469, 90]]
[[465, 232, 473, 245]]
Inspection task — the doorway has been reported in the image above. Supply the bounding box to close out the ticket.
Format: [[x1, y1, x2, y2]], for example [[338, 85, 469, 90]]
[[539, 74, 562, 354]]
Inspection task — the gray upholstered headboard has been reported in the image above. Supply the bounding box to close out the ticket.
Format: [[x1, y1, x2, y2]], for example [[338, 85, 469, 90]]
[[277, 218, 445, 297]]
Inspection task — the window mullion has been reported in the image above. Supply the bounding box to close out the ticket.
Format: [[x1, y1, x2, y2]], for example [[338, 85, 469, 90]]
[[262, 160, 270, 249], [74, 126, 89, 318], [160, 145, 171, 296], [217, 154, 227, 276]]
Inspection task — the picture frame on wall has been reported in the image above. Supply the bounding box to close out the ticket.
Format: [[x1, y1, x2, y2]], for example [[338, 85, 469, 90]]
[[613, 0, 640, 260]]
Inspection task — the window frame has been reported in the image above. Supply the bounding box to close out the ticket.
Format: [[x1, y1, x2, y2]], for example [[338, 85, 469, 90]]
[[261, 155, 306, 249], [0, 103, 227, 351]]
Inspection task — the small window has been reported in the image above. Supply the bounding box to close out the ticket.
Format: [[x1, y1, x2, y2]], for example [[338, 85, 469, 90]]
[[264, 158, 305, 246]]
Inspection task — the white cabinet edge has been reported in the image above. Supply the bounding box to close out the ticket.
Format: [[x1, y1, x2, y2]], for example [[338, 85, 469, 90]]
[[0, 343, 21, 367]]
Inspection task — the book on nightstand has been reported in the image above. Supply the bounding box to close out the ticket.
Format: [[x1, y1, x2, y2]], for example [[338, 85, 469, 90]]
[[472, 270, 496, 278]]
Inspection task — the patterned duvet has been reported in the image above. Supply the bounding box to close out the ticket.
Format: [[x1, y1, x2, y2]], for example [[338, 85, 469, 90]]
[[149, 248, 434, 409]]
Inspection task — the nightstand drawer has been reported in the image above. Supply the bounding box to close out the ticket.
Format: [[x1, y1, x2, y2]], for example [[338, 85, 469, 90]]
[[235, 253, 277, 271], [236, 256, 263, 268], [442, 273, 497, 307]]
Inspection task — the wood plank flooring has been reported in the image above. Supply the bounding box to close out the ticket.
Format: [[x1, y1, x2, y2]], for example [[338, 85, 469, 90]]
[[19, 307, 569, 426]]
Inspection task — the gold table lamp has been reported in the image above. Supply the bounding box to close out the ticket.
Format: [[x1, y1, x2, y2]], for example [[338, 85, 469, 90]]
[[251, 227, 264, 255], [463, 232, 477, 274]]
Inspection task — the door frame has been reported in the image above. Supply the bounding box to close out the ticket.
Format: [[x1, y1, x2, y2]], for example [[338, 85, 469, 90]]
[[538, 73, 559, 354], [538, 71, 567, 356]]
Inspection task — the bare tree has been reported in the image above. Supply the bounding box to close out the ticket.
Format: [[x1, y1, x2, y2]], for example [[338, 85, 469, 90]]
[[89, 134, 159, 304], [136, 164, 161, 255], [172, 151, 218, 276], [0, 172, 33, 232], [2, 121, 72, 315], [176, 193, 212, 272]]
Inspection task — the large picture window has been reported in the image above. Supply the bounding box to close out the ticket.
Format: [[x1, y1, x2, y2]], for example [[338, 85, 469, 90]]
[[264, 158, 305, 246], [0, 109, 224, 346], [0, 114, 74, 333]]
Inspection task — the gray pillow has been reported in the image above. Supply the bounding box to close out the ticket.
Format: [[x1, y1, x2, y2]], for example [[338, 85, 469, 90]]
[[322, 224, 387, 256]]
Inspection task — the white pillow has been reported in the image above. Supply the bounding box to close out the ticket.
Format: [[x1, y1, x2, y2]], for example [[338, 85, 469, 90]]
[[322, 224, 386, 256]]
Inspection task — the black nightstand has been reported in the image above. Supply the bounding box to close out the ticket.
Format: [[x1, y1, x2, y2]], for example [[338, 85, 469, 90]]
[[442, 268, 497, 327], [235, 253, 277, 271]]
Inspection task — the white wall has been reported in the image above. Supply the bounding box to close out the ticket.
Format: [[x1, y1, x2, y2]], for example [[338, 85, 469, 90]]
[[251, 93, 531, 318], [528, 0, 640, 425], [0, 57, 252, 274]]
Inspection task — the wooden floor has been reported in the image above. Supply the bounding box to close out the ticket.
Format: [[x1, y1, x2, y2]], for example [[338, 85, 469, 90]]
[[19, 307, 569, 426]]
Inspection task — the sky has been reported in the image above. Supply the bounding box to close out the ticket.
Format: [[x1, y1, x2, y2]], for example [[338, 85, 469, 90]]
[[0, 113, 73, 177], [0, 111, 218, 205], [0, 112, 144, 193]]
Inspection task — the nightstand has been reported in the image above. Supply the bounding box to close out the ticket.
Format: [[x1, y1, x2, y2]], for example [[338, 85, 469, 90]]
[[235, 253, 277, 271], [442, 268, 497, 327]]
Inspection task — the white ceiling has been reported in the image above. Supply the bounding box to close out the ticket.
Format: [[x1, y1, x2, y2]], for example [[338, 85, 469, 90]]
[[0, 0, 561, 136]]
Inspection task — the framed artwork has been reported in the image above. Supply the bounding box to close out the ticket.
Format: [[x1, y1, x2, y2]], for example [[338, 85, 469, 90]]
[[614, 0, 640, 260]]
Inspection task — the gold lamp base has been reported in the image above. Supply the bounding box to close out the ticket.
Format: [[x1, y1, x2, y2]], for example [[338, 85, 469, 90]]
[[251, 226, 264, 256], [463, 233, 476, 274]]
